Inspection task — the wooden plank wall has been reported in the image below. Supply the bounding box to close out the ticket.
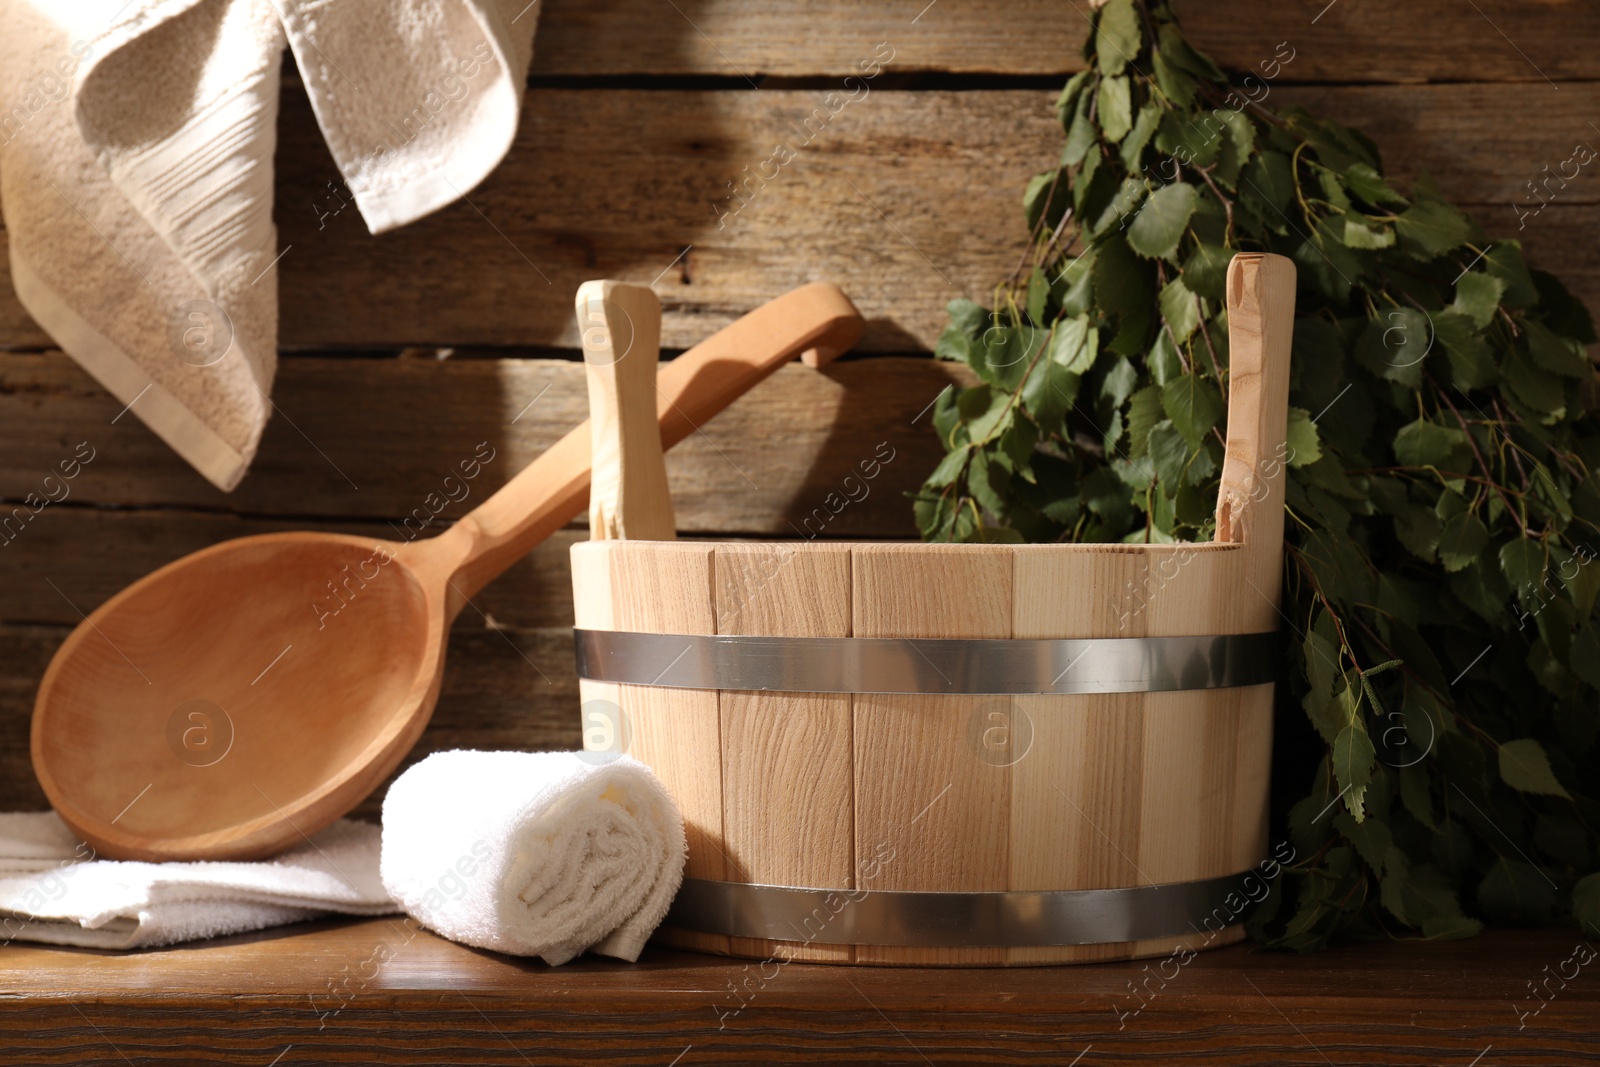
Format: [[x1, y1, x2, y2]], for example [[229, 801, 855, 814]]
[[1, 0, 1595, 814]]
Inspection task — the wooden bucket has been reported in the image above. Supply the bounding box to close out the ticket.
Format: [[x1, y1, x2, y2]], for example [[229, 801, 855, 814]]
[[570, 254, 1296, 965]]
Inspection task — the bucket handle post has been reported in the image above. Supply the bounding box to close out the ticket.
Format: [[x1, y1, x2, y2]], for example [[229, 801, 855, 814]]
[[1214, 253, 1297, 584]]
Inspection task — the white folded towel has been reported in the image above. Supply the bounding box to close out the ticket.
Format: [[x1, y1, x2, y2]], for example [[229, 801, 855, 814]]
[[0, 811, 397, 949], [381, 750, 687, 965], [0, 0, 540, 489]]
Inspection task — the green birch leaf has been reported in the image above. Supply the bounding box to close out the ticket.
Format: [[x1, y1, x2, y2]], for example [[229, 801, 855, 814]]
[[966, 384, 1014, 441], [1061, 91, 1098, 168], [1183, 438, 1217, 486], [1394, 419, 1470, 470], [1241, 150, 1294, 222], [1097, 74, 1133, 143], [1023, 170, 1071, 233], [1182, 243, 1233, 301], [1499, 538, 1546, 599], [1498, 738, 1571, 798], [1070, 318, 1100, 375], [1087, 175, 1146, 237], [1218, 109, 1256, 164], [1284, 407, 1323, 468], [1127, 384, 1164, 458], [1343, 216, 1395, 249], [1334, 810, 1392, 872], [971, 325, 1037, 393], [1532, 267, 1598, 342], [1564, 558, 1600, 619], [1092, 232, 1151, 321], [1430, 309, 1496, 391], [1452, 272, 1506, 329], [1047, 314, 1094, 373], [934, 299, 985, 366], [1343, 162, 1405, 207], [1380, 846, 1411, 923], [1158, 23, 1224, 80], [1022, 271, 1045, 329], [1213, 133, 1245, 190], [1120, 103, 1162, 170], [1147, 328, 1184, 385], [1103, 354, 1140, 409], [1027, 360, 1081, 429], [1075, 150, 1107, 215], [1095, 0, 1140, 75], [1149, 45, 1195, 109], [1127, 182, 1197, 261], [924, 444, 971, 489], [1054, 70, 1091, 126], [1503, 348, 1567, 419], [1524, 319, 1592, 378], [1154, 110, 1221, 169], [1301, 687, 1345, 749], [1356, 309, 1433, 387], [1333, 724, 1376, 822], [1486, 241, 1539, 308], [1395, 199, 1474, 259], [967, 456, 1009, 517], [1147, 420, 1190, 486], [1158, 277, 1200, 340], [1437, 512, 1488, 572], [1161, 375, 1224, 447], [1054, 248, 1096, 316]]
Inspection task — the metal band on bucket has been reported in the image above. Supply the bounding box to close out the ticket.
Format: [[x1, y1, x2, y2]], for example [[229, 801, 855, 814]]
[[573, 630, 1277, 695], [665, 873, 1253, 946]]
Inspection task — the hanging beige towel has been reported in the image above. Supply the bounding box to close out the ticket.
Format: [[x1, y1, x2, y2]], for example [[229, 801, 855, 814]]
[[0, 0, 540, 490]]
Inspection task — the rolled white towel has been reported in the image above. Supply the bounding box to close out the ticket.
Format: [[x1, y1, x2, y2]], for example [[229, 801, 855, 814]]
[[380, 750, 686, 965]]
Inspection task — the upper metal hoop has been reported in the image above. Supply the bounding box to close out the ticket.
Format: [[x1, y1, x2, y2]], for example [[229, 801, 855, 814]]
[[574, 630, 1278, 695]]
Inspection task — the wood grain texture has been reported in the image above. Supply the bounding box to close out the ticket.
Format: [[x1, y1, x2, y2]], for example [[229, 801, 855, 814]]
[[1005, 546, 1261, 966], [1010, 549, 1151, 966], [526, 0, 1600, 82], [850, 542, 1012, 966], [6, 83, 1600, 354], [1216, 254, 1296, 625], [269, 87, 1041, 354], [713, 542, 854, 962], [1, 918, 1596, 1064], [0, 510, 585, 631], [0, 353, 966, 531]]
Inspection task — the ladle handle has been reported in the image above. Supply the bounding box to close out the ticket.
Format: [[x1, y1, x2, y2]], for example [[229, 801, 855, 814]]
[[435, 282, 865, 605]]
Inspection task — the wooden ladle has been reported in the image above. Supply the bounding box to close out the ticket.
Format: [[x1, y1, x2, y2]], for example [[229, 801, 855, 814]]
[[31, 283, 864, 861]]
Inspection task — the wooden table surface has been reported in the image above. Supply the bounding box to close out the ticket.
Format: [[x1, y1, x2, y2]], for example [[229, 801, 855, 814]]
[[1, 918, 1595, 1065]]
